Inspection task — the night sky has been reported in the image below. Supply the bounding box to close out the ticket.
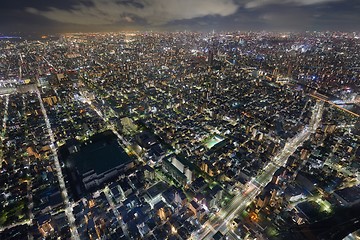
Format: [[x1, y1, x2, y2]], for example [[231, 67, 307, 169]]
[[0, 0, 359, 33]]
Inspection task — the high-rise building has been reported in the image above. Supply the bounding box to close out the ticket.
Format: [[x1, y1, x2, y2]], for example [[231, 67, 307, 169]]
[[162, 154, 195, 185], [208, 49, 214, 67]]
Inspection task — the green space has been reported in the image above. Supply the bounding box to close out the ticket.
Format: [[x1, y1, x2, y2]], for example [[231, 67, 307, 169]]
[[203, 135, 225, 149], [266, 226, 279, 237], [316, 198, 332, 213], [0, 199, 28, 226]]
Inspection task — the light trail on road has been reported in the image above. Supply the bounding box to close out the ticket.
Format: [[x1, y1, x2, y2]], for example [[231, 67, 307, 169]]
[[195, 101, 324, 240]]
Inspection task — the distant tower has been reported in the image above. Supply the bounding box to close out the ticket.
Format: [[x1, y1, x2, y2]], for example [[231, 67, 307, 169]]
[[287, 65, 292, 77], [272, 67, 279, 80], [208, 50, 214, 67]]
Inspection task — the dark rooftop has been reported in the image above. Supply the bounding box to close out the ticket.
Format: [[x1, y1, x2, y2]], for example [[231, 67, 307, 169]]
[[68, 131, 132, 175], [334, 186, 360, 204]]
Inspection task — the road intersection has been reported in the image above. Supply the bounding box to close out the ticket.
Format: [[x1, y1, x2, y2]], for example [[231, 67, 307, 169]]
[[195, 101, 324, 240]]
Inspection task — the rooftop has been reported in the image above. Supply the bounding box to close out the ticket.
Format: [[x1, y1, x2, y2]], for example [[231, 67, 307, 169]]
[[68, 131, 132, 175]]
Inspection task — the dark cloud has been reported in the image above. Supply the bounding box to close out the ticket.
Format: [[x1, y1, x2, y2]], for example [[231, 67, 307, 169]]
[[26, 0, 239, 26], [0, 0, 359, 33], [240, 0, 344, 9], [1, 0, 92, 11]]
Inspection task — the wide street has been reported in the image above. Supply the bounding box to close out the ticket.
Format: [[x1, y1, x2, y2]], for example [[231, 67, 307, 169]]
[[36, 88, 80, 240], [195, 101, 324, 240]]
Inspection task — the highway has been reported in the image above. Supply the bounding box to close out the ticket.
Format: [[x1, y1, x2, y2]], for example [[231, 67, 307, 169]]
[[36, 88, 80, 240], [310, 93, 359, 118], [195, 101, 324, 240]]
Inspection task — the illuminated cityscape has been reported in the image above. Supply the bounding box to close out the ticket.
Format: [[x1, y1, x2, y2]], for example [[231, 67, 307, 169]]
[[1, 1, 360, 239], [0, 31, 359, 240]]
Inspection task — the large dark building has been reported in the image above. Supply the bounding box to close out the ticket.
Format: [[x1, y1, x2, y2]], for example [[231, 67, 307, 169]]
[[61, 131, 134, 192]]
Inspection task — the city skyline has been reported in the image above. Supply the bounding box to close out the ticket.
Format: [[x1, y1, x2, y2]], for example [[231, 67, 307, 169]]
[[1, 0, 360, 33]]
